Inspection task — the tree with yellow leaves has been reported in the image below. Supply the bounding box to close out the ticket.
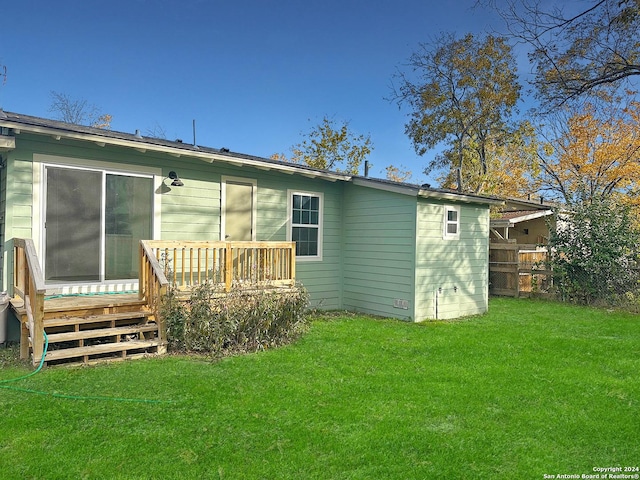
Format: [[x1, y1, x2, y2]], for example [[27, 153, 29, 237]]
[[385, 165, 412, 183], [537, 97, 640, 302], [437, 120, 540, 198], [537, 98, 640, 207], [390, 33, 535, 194]]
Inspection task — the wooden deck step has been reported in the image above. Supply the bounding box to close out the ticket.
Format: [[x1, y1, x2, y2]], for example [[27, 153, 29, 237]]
[[44, 311, 150, 328], [51, 351, 163, 368], [43, 339, 164, 363], [46, 324, 159, 344]]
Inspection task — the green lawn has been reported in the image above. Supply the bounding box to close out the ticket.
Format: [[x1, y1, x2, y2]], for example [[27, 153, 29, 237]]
[[1, 298, 639, 479]]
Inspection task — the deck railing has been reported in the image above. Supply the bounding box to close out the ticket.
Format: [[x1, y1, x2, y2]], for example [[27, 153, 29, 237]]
[[13, 238, 46, 365], [140, 240, 296, 293], [138, 240, 170, 350]]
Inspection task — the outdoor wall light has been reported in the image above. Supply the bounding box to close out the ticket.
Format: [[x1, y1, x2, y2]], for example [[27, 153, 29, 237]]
[[168, 171, 184, 187], [156, 171, 185, 194]]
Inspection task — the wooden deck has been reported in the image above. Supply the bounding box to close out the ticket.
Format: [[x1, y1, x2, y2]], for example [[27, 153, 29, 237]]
[[12, 238, 296, 367], [12, 292, 142, 314]]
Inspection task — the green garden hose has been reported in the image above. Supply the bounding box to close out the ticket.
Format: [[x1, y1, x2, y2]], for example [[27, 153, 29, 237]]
[[0, 331, 49, 384], [0, 331, 173, 404]]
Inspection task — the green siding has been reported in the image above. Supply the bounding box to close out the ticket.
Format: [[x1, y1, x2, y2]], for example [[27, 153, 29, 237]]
[[342, 184, 416, 320], [415, 200, 489, 320], [0, 153, 6, 286], [160, 174, 221, 241], [1, 134, 344, 309], [1, 131, 492, 321], [249, 171, 344, 309]]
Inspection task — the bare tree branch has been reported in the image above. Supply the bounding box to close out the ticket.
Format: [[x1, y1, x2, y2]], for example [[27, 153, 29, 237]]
[[484, 0, 640, 108]]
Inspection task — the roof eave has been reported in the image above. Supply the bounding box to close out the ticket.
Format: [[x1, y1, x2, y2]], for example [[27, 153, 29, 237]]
[[491, 210, 554, 226], [352, 177, 505, 205], [418, 188, 504, 206], [352, 177, 419, 196], [1, 118, 351, 182]]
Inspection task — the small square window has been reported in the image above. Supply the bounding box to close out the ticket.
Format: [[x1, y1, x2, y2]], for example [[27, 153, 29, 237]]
[[443, 206, 460, 240]]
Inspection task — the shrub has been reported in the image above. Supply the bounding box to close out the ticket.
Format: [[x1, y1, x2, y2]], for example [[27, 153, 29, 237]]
[[549, 197, 640, 306], [161, 282, 310, 356]]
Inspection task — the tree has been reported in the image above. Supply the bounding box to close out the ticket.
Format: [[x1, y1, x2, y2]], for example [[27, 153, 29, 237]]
[[390, 33, 528, 193], [145, 123, 168, 139], [489, 0, 640, 108], [385, 165, 413, 183], [537, 98, 640, 206], [277, 116, 373, 175], [48, 91, 112, 129], [437, 120, 540, 197], [549, 196, 640, 305]]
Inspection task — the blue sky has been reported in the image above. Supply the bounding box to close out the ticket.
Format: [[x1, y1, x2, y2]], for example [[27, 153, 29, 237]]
[[1, 0, 517, 183]]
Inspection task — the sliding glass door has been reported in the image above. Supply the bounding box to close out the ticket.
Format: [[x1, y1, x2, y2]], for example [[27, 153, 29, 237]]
[[105, 174, 153, 280], [44, 165, 153, 284]]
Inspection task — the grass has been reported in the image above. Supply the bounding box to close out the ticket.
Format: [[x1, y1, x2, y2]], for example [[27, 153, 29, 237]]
[[1, 297, 639, 479]]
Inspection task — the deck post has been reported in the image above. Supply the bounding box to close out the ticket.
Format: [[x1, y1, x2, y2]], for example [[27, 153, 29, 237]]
[[289, 241, 296, 283], [138, 242, 145, 301], [156, 282, 168, 354], [225, 242, 233, 292], [20, 322, 29, 360], [30, 294, 45, 366]]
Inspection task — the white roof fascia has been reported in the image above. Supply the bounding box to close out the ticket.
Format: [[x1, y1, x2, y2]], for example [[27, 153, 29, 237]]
[[206, 153, 350, 182], [351, 177, 418, 196], [4, 120, 212, 160], [504, 210, 554, 224], [490, 219, 513, 228], [491, 210, 553, 227], [504, 197, 552, 210], [352, 177, 505, 205], [4, 119, 350, 182], [418, 188, 504, 206]]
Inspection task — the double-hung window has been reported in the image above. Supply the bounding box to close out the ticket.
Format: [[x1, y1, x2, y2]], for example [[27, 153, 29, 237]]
[[443, 205, 460, 240], [288, 191, 323, 260]]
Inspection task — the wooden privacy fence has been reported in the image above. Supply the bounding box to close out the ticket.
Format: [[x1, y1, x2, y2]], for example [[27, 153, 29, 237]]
[[489, 243, 551, 297], [139, 240, 296, 294]]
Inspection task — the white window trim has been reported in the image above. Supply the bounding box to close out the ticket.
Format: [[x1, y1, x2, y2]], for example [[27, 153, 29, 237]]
[[33, 155, 162, 256], [443, 205, 461, 240], [287, 189, 323, 262], [32, 154, 162, 293]]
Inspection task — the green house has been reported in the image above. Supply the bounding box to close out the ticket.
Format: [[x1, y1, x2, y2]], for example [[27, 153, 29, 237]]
[[0, 110, 501, 326]]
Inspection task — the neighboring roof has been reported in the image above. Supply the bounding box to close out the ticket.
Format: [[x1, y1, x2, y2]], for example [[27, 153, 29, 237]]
[[0, 109, 503, 206], [500, 196, 555, 211], [491, 209, 554, 228]]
